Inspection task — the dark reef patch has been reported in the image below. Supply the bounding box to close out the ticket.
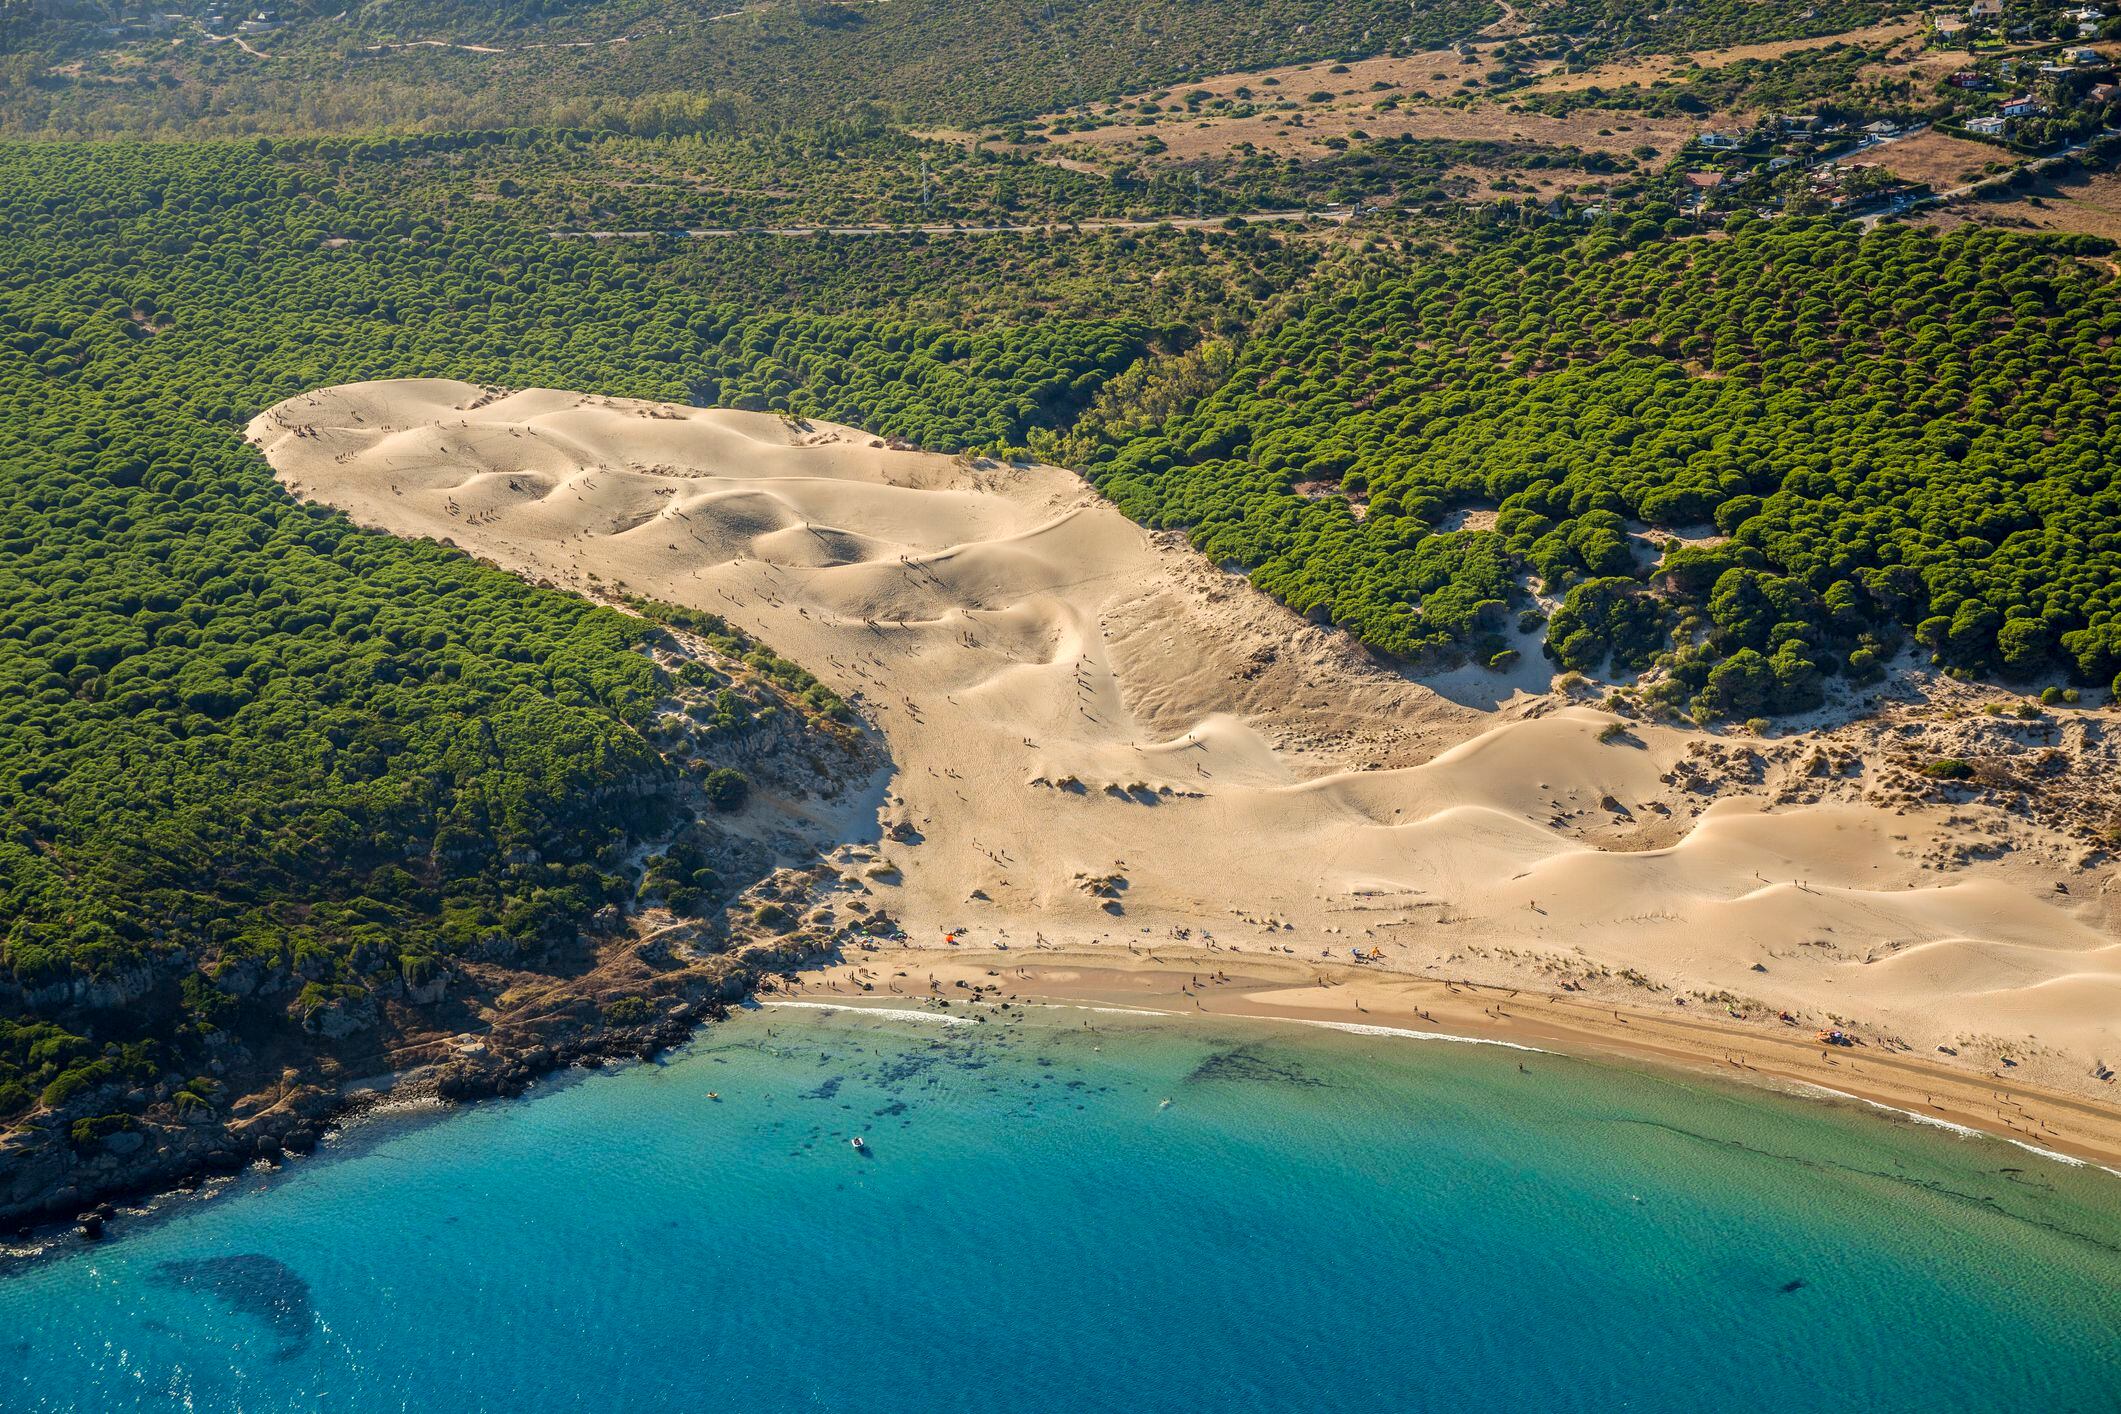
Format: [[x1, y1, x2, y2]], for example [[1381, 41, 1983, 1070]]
[[148, 1255, 315, 1358], [1184, 1044, 1327, 1089]]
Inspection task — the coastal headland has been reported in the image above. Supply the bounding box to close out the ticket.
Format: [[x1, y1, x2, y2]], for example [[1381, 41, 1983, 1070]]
[[252, 379, 2121, 1168]]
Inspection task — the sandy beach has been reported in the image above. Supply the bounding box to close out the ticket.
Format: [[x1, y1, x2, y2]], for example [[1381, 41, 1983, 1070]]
[[788, 948, 2121, 1172], [251, 379, 2121, 1163]]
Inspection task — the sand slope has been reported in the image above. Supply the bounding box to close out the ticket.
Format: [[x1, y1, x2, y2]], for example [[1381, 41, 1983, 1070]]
[[253, 381, 2121, 1109]]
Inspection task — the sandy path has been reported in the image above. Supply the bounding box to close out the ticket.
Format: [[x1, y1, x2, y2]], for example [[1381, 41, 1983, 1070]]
[[251, 380, 2121, 1141]]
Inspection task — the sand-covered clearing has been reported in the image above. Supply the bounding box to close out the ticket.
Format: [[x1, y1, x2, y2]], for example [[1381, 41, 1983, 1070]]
[[1925, 165, 2121, 243], [1872, 128, 2005, 192], [1516, 17, 1925, 96], [1040, 91, 1702, 167], [253, 380, 2121, 1152]]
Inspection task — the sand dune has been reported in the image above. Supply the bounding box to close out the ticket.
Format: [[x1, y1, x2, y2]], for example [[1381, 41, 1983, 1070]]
[[254, 381, 2121, 1127]]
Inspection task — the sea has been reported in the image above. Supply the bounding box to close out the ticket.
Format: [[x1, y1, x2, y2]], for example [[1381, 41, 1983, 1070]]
[[1, 1001, 2117, 1412]]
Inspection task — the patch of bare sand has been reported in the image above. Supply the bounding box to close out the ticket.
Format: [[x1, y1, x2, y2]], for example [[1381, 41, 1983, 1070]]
[[1518, 17, 1923, 95], [1024, 18, 1920, 170], [1874, 128, 2006, 191], [1057, 100, 1704, 166], [1923, 165, 2121, 242], [253, 380, 2121, 1152]]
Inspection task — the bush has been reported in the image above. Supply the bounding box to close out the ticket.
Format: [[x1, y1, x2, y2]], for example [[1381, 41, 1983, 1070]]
[[703, 767, 751, 812], [67, 1114, 136, 1146], [600, 996, 652, 1026]]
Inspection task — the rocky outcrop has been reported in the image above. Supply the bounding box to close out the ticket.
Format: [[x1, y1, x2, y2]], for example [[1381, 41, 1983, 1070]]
[[20, 963, 164, 1013], [0, 856, 870, 1237], [0, 610, 886, 1239]]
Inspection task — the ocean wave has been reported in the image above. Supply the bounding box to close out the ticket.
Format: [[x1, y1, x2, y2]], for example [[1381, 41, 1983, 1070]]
[[1785, 1081, 2121, 1176], [1018, 1001, 1179, 1017], [1274, 1018, 1554, 1054], [982, 998, 1552, 1050], [753, 1000, 972, 1027]]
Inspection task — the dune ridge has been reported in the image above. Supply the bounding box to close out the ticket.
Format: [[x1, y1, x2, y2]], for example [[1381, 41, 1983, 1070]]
[[253, 380, 2121, 1151]]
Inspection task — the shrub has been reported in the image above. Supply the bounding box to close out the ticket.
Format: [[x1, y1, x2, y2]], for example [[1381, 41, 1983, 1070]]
[[703, 767, 751, 812], [600, 996, 652, 1026]]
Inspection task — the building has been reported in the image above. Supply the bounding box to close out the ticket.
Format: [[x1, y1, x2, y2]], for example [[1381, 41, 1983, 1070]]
[[2000, 93, 2044, 116], [1966, 114, 2008, 134]]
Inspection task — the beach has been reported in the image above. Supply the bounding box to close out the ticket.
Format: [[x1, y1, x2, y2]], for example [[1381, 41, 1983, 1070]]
[[10, 1000, 2120, 1412], [252, 379, 2121, 1161], [790, 948, 2121, 1172]]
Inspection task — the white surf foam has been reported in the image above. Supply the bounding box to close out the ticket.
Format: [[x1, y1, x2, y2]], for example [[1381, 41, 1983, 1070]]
[[754, 1000, 972, 1027], [1785, 1080, 2119, 1175], [1274, 1017, 1555, 1054]]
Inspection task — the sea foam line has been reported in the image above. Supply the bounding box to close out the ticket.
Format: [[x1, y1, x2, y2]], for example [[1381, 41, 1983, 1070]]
[[1000, 998, 1553, 1050], [1019, 1001, 1180, 1017], [1016, 998, 1550, 1050], [1281, 1017, 1555, 1054], [754, 1000, 971, 1027], [1786, 1080, 2120, 1176]]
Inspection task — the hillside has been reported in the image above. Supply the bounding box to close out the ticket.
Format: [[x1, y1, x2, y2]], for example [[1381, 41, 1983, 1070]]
[[1076, 218, 2121, 721], [2, 0, 1497, 137], [0, 136, 1176, 1220], [6, 0, 2121, 1224]]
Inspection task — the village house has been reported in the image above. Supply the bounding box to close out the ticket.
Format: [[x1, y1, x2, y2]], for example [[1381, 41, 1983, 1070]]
[[1966, 113, 2009, 134], [2000, 93, 2045, 115]]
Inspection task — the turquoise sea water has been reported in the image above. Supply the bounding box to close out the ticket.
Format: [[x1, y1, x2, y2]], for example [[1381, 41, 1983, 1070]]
[[2, 1002, 2118, 1413]]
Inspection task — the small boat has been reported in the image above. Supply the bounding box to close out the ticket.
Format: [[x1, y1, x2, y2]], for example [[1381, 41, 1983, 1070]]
[[706, 1092, 721, 1101], [850, 1136, 867, 1151]]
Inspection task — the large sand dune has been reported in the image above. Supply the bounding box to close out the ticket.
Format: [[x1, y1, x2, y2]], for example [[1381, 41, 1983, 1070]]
[[253, 381, 2121, 1150]]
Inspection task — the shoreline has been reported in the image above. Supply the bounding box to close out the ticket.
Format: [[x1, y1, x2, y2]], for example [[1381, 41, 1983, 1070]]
[[794, 945, 2121, 1175], [0, 996, 736, 1255], [11, 930, 2115, 1260], [249, 381, 2121, 1191]]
